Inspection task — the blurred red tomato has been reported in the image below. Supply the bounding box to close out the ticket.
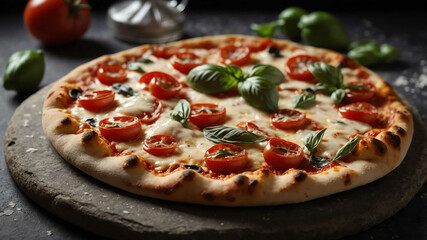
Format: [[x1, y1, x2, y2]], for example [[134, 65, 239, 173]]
[[24, 0, 91, 45]]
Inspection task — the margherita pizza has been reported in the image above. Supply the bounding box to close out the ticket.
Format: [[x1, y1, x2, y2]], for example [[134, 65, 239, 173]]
[[42, 35, 413, 206]]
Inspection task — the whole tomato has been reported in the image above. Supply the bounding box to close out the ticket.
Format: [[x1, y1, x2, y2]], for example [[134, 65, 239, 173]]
[[24, 0, 91, 45]]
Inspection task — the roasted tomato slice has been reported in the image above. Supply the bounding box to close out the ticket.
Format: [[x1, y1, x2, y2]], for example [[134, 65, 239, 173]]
[[246, 38, 275, 52], [78, 90, 115, 112], [204, 143, 248, 175], [338, 102, 378, 123], [170, 52, 204, 74], [220, 44, 251, 66], [263, 138, 304, 171], [343, 82, 376, 103], [189, 103, 226, 129], [285, 55, 320, 81], [139, 71, 182, 99], [270, 109, 307, 130], [236, 121, 272, 139], [151, 47, 177, 59], [139, 97, 162, 124], [99, 116, 141, 142], [143, 134, 177, 156], [97, 65, 127, 85]]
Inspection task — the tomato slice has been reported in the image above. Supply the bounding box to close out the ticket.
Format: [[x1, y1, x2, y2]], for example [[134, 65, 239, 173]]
[[189, 103, 226, 129], [151, 47, 177, 59], [246, 38, 275, 52], [143, 135, 177, 156], [97, 65, 127, 85], [263, 138, 304, 171], [139, 97, 162, 124], [270, 109, 307, 130], [99, 116, 141, 142], [338, 102, 378, 123], [78, 90, 115, 112], [139, 72, 182, 99], [343, 82, 376, 103], [236, 121, 272, 139], [220, 45, 251, 66], [170, 52, 204, 74], [204, 143, 248, 175], [285, 55, 320, 81]]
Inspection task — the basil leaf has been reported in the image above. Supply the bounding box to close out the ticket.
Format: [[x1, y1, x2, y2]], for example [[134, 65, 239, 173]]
[[331, 89, 345, 104], [215, 149, 235, 158], [237, 76, 279, 112], [68, 88, 82, 99], [309, 155, 331, 168], [314, 82, 337, 95], [127, 62, 145, 73], [112, 83, 135, 96], [293, 90, 316, 109], [136, 58, 154, 64], [251, 22, 278, 38], [86, 118, 97, 128], [203, 126, 266, 144], [343, 84, 368, 90], [169, 99, 191, 128], [304, 128, 327, 155], [245, 64, 284, 85], [349, 40, 379, 51], [225, 65, 243, 81], [379, 44, 400, 63], [187, 64, 238, 94], [334, 136, 361, 161], [308, 62, 343, 88]]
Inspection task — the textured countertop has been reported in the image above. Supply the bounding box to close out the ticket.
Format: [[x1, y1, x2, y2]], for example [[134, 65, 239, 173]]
[[1, 10, 426, 239]]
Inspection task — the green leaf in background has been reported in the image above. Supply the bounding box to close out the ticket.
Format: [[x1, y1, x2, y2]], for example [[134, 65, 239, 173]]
[[203, 125, 266, 144], [277, 6, 307, 40], [237, 76, 279, 112], [169, 99, 191, 128], [304, 128, 327, 155], [293, 90, 316, 109], [379, 44, 400, 63], [251, 22, 278, 38], [244, 64, 284, 85], [331, 89, 345, 104], [334, 136, 361, 161], [187, 64, 239, 94]]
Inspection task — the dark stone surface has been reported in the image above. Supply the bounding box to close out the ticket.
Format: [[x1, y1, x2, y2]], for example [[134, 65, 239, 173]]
[[1, 10, 427, 240]]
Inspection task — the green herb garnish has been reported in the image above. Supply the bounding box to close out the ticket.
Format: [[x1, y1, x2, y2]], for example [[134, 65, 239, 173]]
[[293, 89, 316, 109], [127, 62, 145, 73], [170, 99, 191, 128], [334, 136, 361, 161], [112, 83, 135, 96], [215, 149, 235, 158], [203, 126, 266, 144]]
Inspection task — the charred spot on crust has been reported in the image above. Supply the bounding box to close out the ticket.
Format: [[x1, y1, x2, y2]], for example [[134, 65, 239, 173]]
[[7, 140, 16, 147], [294, 171, 307, 182], [123, 155, 139, 169], [181, 170, 195, 181], [202, 191, 216, 201], [47, 91, 54, 99], [343, 173, 351, 186], [261, 168, 270, 176], [61, 117, 71, 125], [234, 175, 248, 186], [248, 180, 258, 194], [370, 138, 387, 155], [385, 131, 401, 149], [393, 126, 406, 136], [82, 131, 97, 142], [396, 110, 410, 120]]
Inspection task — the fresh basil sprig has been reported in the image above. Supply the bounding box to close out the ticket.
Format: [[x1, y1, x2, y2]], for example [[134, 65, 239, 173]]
[[309, 62, 365, 104], [112, 83, 135, 96], [304, 128, 327, 155], [170, 99, 191, 128], [187, 64, 283, 112], [293, 89, 316, 109], [203, 126, 266, 144], [127, 62, 145, 73], [333, 136, 360, 161], [309, 155, 331, 169]]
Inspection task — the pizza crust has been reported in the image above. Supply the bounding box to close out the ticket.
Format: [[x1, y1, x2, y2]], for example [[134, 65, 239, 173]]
[[43, 35, 413, 206]]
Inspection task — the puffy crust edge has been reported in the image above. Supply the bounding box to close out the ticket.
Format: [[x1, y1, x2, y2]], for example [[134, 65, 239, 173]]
[[42, 35, 413, 206]]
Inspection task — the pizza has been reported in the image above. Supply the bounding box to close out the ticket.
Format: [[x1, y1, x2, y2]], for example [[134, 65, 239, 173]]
[[42, 35, 413, 206]]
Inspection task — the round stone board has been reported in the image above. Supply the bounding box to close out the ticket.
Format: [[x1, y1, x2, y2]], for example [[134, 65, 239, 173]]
[[4, 84, 427, 240]]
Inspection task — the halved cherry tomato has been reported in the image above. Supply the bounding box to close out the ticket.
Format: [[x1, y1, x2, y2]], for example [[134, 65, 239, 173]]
[[97, 65, 127, 85], [220, 45, 251, 66], [338, 102, 378, 123], [343, 82, 376, 103], [78, 90, 115, 112], [246, 38, 275, 52], [204, 143, 248, 175], [139, 71, 182, 99], [189, 103, 226, 129], [236, 121, 272, 139], [139, 97, 163, 124], [143, 135, 177, 156], [263, 138, 304, 171], [170, 52, 204, 74], [285, 55, 320, 81], [99, 116, 141, 142], [151, 47, 177, 59], [270, 109, 307, 130]]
